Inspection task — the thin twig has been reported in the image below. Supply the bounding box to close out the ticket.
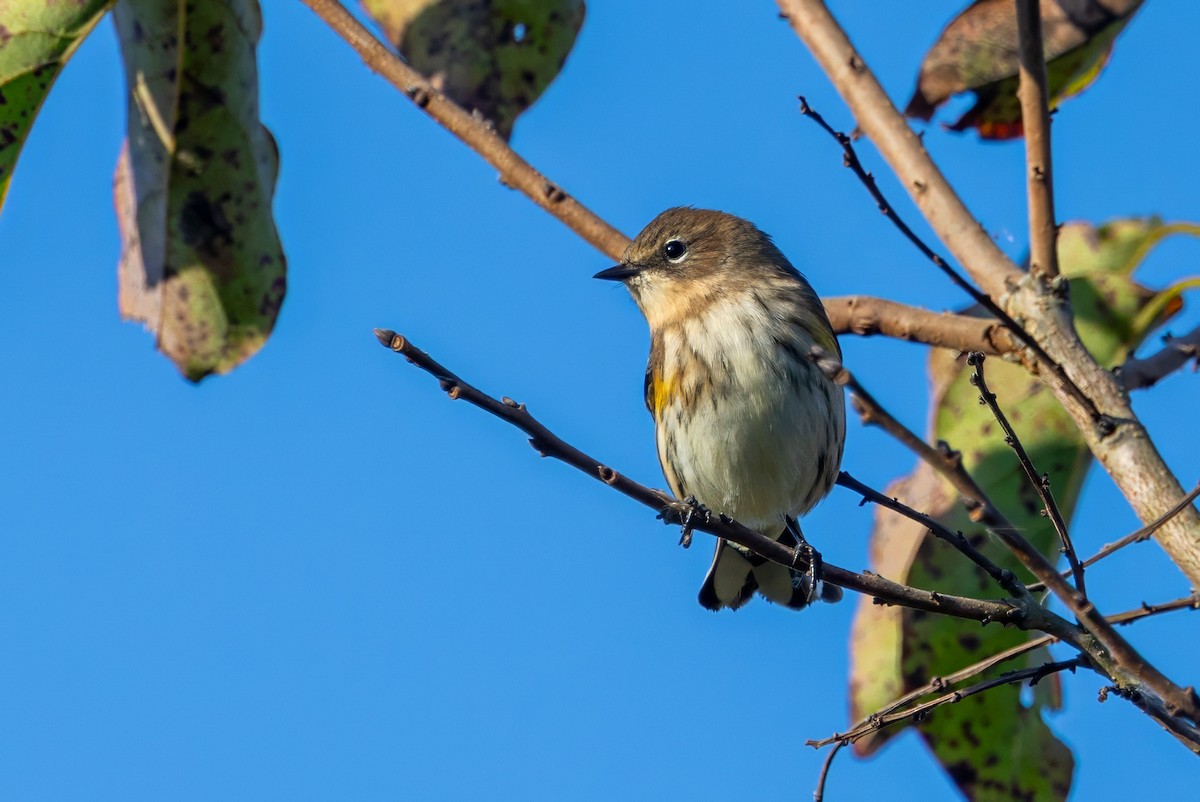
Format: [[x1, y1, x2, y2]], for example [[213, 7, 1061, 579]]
[[797, 96, 1100, 424], [811, 593, 1200, 750], [812, 741, 844, 802], [374, 329, 1034, 626], [834, 468, 1025, 600], [811, 345, 1034, 555], [811, 658, 1083, 748], [1082, 484, 1200, 570], [1015, 0, 1061, 283], [968, 352, 1086, 596]]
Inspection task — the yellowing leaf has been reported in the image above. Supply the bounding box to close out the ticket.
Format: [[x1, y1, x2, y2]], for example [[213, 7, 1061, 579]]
[[905, 0, 1144, 140], [849, 218, 1197, 800], [0, 0, 112, 210], [113, 0, 285, 381], [362, 0, 585, 139]]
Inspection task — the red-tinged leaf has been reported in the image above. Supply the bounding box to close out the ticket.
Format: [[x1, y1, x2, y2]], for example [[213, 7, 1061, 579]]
[[906, 0, 1144, 140]]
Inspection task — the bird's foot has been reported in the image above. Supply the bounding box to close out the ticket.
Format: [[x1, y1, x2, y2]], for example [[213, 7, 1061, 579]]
[[662, 495, 710, 549], [786, 516, 839, 604]]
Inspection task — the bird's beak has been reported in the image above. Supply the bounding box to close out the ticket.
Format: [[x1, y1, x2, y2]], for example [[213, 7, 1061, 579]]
[[593, 263, 641, 281]]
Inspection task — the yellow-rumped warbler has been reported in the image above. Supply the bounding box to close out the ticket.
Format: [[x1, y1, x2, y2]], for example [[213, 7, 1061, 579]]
[[596, 208, 846, 611]]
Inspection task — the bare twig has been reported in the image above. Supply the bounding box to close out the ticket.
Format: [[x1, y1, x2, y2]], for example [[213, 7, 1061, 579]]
[[1118, 323, 1200, 391], [1025, 483, 1200, 594], [811, 658, 1083, 748], [968, 352, 1085, 596], [374, 329, 1033, 626], [776, 0, 1200, 592], [1082, 484, 1200, 570], [812, 741, 844, 802], [1015, 0, 1061, 283], [797, 96, 1100, 425], [812, 346, 1032, 545], [811, 594, 1200, 750], [824, 295, 1018, 354], [836, 469, 1028, 600]]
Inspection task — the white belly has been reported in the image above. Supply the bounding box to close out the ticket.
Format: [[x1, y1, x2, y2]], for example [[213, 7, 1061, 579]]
[[654, 299, 845, 533]]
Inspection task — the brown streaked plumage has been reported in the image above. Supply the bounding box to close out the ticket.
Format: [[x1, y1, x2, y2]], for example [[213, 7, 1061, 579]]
[[596, 208, 846, 611]]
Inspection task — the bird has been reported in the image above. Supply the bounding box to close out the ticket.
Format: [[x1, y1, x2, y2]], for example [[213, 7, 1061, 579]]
[[595, 208, 846, 611]]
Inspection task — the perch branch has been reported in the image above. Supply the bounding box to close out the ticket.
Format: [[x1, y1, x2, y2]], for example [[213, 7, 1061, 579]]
[[374, 329, 1040, 627], [1015, 0, 1062, 282]]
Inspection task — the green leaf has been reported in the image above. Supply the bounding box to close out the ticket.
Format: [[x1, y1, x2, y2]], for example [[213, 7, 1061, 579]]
[[361, 0, 585, 140], [905, 0, 1144, 140], [848, 218, 1198, 800], [113, 0, 285, 381], [0, 0, 112, 210]]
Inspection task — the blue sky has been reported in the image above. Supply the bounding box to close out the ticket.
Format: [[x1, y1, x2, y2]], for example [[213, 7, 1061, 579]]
[[2, 1, 1198, 799]]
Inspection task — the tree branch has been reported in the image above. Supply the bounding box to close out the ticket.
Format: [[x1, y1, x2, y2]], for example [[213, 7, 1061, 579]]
[[298, 0, 629, 261], [1118, 322, 1200, 391], [811, 593, 1200, 750], [823, 295, 1018, 354], [1015, 0, 1061, 282], [1081, 483, 1200, 570], [811, 658, 1084, 748], [776, 0, 1200, 590], [373, 329, 1033, 626]]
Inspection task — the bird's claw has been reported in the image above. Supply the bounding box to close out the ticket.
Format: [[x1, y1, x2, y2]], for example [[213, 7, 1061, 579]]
[[664, 495, 710, 549]]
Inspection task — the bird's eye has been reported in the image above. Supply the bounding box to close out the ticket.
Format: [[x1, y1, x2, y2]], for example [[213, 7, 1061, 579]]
[[663, 239, 687, 261]]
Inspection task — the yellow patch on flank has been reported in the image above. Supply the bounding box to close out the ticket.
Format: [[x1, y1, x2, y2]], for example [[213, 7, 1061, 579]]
[[650, 370, 679, 414]]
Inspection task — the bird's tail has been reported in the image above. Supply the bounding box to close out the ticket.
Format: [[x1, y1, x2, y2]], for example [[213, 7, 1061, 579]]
[[697, 526, 842, 611]]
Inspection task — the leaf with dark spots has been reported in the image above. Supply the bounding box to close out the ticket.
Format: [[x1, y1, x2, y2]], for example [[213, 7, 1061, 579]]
[[114, 0, 286, 381], [849, 218, 1196, 799], [0, 0, 111, 210], [905, 0, 1144, 140], [361, 0, 584, 140]]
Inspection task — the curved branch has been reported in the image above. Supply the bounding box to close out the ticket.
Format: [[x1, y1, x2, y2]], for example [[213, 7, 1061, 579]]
[[299, 0, 629, 261]]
